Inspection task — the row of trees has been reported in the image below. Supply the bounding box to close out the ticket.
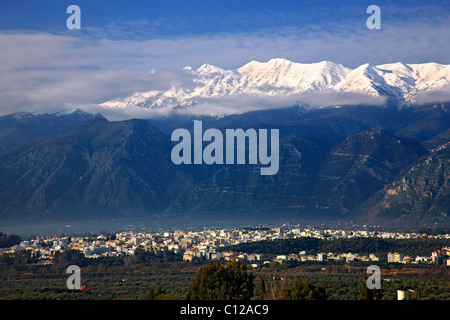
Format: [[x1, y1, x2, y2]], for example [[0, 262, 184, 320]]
[[0, 249, 34, 266], [0, 232, 21, 248]]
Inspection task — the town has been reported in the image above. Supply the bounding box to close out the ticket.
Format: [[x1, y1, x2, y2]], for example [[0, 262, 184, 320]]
[[1, 225, 450, 267]]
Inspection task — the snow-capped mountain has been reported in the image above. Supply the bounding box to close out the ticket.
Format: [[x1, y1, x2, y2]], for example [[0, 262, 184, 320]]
[[100, 58, 450, 115]]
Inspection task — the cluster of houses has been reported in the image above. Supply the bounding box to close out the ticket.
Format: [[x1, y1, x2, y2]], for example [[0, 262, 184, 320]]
[[208, 251, 381, 268], [388, 247, 450, 266], [1, 225, 449, 267]]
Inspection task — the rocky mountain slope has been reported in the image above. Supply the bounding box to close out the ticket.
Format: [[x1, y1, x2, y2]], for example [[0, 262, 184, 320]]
[[0, 118, 192, 220], [0, 102, 448, 227], [361, 143, 450, 224]]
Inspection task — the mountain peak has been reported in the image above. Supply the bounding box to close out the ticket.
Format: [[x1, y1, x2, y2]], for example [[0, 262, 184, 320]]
[[377, 62, 414, 75], [49, 109, 107, 121], [266, 57, 293, 66], [391, 61, 411, 68], [316, 60, 337, 67], [196, 63, 224, 75], [8, 112, 36, 120], [355, 63, 376, 71], [100, 59, 450, 115]]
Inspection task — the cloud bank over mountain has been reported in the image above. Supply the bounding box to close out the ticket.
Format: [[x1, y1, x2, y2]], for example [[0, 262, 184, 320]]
[[93, 58, 450, 119], [0, 7, 449, 119]]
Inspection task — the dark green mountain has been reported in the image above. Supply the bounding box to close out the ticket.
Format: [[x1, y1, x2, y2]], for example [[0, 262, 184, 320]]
[[360, 143, 450, 225], [151, 102, 450, 148], [310, 129, 428, 214], [0, 118, 192, 221], [168, 129, 427, 219], [168, 134, 333, 215], [0, 103, 448, 228], [0, 110, 105, 154]]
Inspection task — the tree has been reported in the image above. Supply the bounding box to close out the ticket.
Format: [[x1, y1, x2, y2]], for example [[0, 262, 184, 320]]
[[253, 277, 267, 300], [134, 246, 152, 263], [360, 274, 383, 300], [186, 260, 254, 300], [0, 232, 21, 248], [53, 249, 86, 267], [260, 278, 266, 296], [163, 248, 177, 264], [107, 233, 116, 241], [279, 278, 327, 300], [146, 286, 181, 300]]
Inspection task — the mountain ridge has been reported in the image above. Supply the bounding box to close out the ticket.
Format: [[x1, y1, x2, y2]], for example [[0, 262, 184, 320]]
[[100, 59, 450, 115], [0, 109, 105, 154], [360, 143, 450, 224], [0, 118, 193, 221], [0, 102, 448, 229]]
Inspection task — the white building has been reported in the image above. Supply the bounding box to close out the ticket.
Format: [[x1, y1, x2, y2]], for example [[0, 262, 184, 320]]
[[397, 289, 419, 300]]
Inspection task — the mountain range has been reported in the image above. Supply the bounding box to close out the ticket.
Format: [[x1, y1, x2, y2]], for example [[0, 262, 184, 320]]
[[0, 58, 449, 231], [0, 101, 449, 230], [100, 59, 450, 115]]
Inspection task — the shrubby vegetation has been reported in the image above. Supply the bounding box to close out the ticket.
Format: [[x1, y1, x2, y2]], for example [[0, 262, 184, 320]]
[[0, 256, 448, 300], [186, 261, 254, 300], [359, 273, 383, 300], [146, 286, 181, 300], [279, 278, 327, 300], [0, 232, 21, 248]]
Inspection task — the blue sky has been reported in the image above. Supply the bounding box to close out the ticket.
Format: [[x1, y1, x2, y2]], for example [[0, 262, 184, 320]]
[[0, 0, 374, 36], [0, 0, 449, 115], [1, 0, 447, 42]]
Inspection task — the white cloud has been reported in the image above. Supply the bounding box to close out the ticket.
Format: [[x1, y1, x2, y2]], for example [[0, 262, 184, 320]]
[[164, 90, 387, 118], [297, 90, 388, 109], [411, 84, 450, 105], [79, 90, 388, 121]]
